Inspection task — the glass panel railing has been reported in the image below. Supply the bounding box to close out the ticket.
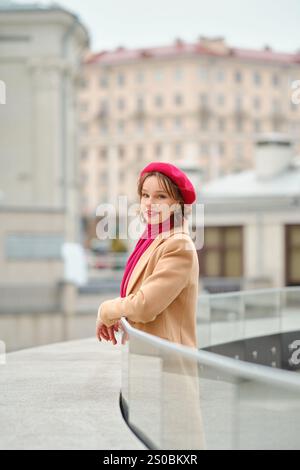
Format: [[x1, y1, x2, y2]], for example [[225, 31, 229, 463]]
[[234, 377, 300, 449], [198, 287, 300, 347], [196, 295, 211, 348], [281, 288, 300, 333], [243, 289, 281, 339], [120, 316, 300, 450], [120, 329, 206, 450], [208, 293, 244, 346]]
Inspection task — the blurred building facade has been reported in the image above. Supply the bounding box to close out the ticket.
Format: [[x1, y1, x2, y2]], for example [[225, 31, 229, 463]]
[[78, 37, 300, 242], [0, 2, 89, 312], [199, 133, 300, 290]]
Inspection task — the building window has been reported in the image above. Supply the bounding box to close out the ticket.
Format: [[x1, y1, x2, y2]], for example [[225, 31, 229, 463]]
[[100, 122, 108, 134], [136, 96, 144, 111], [174, 116, 182, 129], [200, 142, 210, 156], [174, 67, 183, 80], [117, 72, 125, 86], [272, 120, 282, 132], [136, 70, 145, 83], [253, 71, 262, 85], [136, 118, 144, 133], [100, 75, 109, 88], [201, 117, 209, 131], [253, 119, 261, 133], [81, 122, 88, 133], [216, 69, 225, 82], [81, 195, 88, 207], [80, 101, 88, 112], [198, 65, 208, 81], [197, 226, 243, 278], [99, 170, 107, 184], [81, 149, 88, 160], [174, 142, 182, 157], [100, 99, 109, 114], [272, 99, 281, 113], [155, 118, 163, 131], [118, 146, 126, 160], [154, 95, 163, 107], [155, 69, 164, 81], [117, 97, 125, 111], [272, 73, 280, 87], [155, 143, 162, 157], [253, 96, 261, 110], [218, 117, 225, 131], [5, 233, 64, 260], [217, 94, 225, 107], [174, 93, 183, 106], [81, 172, 88, 184], [200, 93, 208, 107], [285, 225, 300, 285], [235, 143, 243, 162], [136, 145, 144, 159], [272, 120, 281, 132], [79, 77, 88, 88], [102, 190, 109, 204], [99, 147, 107, 160], [235, 70, 242, 83], [235, 117, 243, 132], [218, 142, 225, 156], [235, 95, 243, 111], [117, 119, 125, 133], [290, 102, 298, 112]]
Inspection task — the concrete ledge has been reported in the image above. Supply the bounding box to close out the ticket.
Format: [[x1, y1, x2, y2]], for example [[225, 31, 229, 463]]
[[0, 337, 146, 450]]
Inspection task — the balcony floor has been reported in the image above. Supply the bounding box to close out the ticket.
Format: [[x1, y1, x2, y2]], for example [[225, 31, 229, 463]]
[[0, 337, 145, 450]]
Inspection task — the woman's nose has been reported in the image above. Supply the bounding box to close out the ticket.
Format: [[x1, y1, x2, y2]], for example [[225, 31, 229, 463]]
[[146, 198, 155, 205], [146, 202, 157, 210]]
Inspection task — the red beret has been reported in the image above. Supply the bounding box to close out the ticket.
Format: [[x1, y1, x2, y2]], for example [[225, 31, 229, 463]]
[[140, 161, 196, 204]]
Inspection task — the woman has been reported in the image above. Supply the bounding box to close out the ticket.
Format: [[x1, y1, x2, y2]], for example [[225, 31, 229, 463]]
[[95, 161, 199, 348]]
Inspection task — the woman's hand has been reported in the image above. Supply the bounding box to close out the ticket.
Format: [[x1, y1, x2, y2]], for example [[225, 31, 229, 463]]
[[96, 317, 120, 345]]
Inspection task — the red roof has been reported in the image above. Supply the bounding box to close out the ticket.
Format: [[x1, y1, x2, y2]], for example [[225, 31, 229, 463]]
[[84, 40, 300, 65]]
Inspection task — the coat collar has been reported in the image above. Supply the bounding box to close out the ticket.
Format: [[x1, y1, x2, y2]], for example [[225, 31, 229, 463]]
[[125, 219, 190, 296]]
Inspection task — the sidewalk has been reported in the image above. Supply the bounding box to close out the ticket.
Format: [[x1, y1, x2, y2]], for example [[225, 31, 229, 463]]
[[0, 337, 146, 450]]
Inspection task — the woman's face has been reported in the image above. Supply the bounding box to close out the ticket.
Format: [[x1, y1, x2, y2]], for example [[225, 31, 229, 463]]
[[140, 175, 178, 224]]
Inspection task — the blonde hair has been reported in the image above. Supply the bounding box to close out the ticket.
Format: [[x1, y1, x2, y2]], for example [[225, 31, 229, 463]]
[[137, 170, 192, 225]]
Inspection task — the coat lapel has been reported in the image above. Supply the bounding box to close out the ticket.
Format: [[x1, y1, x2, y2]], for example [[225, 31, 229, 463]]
[[125, 220, 190, 296]]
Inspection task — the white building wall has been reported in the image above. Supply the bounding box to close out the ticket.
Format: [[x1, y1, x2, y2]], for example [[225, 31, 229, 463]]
[[0, 6, 89, 312], [203, 207, 300, 289]]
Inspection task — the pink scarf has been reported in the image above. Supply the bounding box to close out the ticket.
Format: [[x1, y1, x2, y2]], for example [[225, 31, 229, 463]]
[[120, 213, 175, 297]]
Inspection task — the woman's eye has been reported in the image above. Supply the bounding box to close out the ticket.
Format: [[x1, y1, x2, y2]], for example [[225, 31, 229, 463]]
[[142, 194, 166, 198]]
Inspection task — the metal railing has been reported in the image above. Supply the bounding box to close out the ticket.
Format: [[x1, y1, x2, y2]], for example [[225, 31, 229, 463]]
[[120, 286, 300, 450]]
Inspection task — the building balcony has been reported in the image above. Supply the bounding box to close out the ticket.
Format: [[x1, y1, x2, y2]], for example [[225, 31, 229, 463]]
[[1, 286, 300, 449]]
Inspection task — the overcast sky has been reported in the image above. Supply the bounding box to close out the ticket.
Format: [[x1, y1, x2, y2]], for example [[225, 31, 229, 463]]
[[15, 0, 300, 53]]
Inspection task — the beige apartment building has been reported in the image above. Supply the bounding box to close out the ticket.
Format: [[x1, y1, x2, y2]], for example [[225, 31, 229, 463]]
[[78, 37, 300, 242]]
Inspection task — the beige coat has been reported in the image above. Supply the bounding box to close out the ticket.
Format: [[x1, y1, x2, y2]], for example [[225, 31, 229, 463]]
[[98, 219, 199, 348]]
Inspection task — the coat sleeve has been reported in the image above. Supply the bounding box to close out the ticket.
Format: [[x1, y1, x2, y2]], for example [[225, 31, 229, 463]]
[[98, 236, 194, 328]]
